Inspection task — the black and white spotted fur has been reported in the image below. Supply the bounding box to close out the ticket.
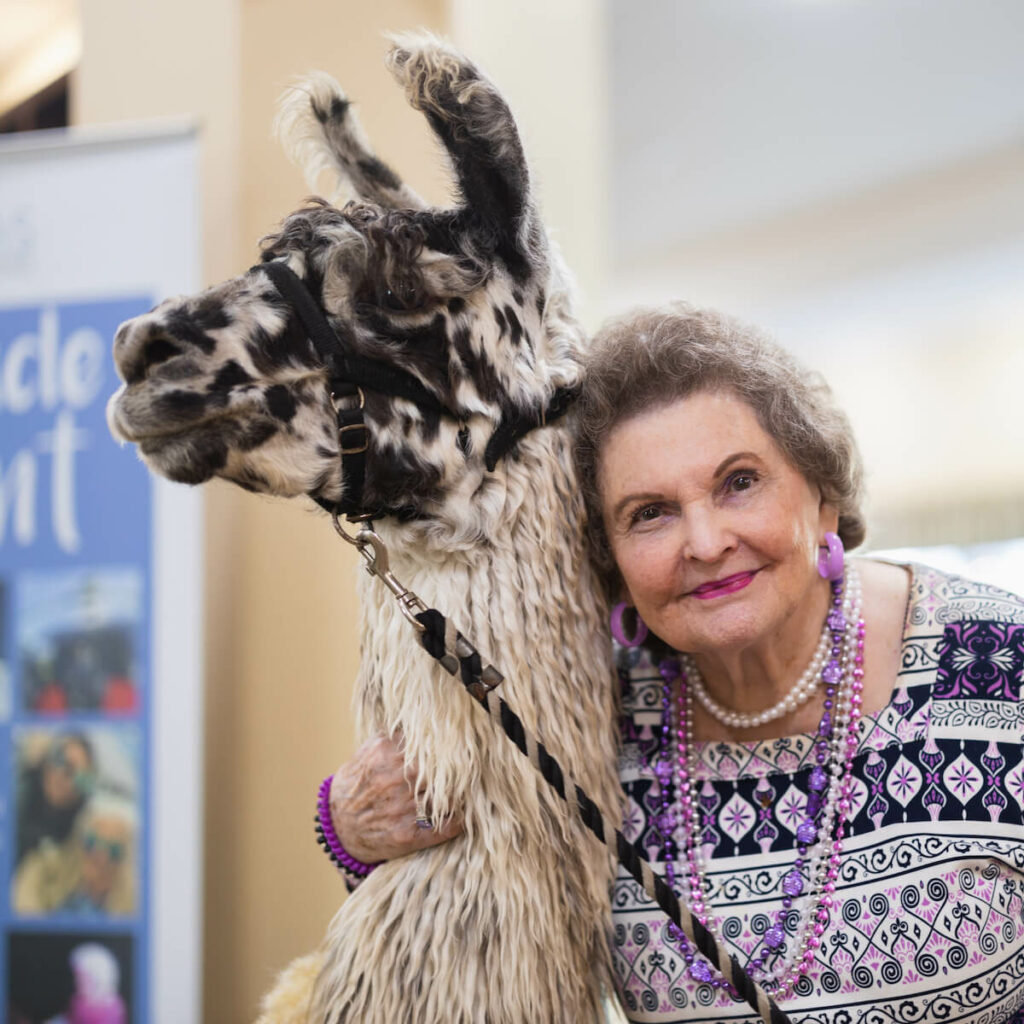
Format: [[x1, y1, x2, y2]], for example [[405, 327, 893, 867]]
[[110, 43, 574, 538]]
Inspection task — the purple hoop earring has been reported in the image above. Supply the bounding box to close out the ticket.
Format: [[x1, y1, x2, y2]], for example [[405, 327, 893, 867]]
[[817, 531, 845, 581], [610, 601, 649, 647]]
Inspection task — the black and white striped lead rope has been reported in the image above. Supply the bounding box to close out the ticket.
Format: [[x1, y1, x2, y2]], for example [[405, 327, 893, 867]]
[[413, 605, 793, 1024]]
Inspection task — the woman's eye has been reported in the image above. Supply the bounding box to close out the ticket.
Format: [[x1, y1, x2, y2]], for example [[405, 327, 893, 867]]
[[630, 504, 662, 525], [726, 471, 757, 493]]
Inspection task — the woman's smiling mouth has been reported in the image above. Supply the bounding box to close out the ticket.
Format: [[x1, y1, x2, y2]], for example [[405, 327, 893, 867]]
[[689, 571, 759, 600]]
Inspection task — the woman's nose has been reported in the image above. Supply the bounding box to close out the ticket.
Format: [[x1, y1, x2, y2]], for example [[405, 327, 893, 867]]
[[681, 508, 737, 563]]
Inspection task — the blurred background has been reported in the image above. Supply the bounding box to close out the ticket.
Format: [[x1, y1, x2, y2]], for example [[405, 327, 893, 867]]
[[1, 0, 1022, 1020]]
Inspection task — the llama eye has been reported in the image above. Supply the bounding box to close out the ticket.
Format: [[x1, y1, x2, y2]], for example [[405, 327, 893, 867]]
[[379, 284, 424, 312]]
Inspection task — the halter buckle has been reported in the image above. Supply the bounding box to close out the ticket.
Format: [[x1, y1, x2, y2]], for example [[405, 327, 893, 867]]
[[339, 422, 368, 455]]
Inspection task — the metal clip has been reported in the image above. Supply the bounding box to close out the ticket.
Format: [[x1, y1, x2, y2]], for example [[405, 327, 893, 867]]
[[330, 385, 365, 412], [354, 527, 390, 576], [331, 515, 426, 631], [331, 514, 362, 547]]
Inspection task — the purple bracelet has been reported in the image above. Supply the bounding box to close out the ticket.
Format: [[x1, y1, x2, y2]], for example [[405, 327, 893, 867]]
[[315, 775, 378, 877]]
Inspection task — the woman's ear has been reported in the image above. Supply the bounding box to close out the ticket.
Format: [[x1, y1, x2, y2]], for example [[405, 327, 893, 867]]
[[817, 495, 840, 538]]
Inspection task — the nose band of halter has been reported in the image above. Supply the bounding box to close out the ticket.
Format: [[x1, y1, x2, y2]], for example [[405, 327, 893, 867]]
[[257, 258, 578, 520]]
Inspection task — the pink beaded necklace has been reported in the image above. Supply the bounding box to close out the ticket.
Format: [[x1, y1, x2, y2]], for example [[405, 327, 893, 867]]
[[650, 566, 867, 998]]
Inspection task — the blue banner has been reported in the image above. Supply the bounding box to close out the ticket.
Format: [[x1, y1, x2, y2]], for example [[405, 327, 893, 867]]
[[2, 295, 153, 1024]]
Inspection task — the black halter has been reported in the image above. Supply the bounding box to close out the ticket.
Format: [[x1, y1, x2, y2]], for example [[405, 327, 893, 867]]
[[258, 259, 578, 521]]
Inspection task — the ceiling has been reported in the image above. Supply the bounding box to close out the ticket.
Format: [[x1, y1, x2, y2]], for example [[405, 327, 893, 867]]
[[610, 0, 1024, 261]]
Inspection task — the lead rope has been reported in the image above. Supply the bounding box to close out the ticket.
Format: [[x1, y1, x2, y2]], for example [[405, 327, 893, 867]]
[[334, 516, 793, 1024]]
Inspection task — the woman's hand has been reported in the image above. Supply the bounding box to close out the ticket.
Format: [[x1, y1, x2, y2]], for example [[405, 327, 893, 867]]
[[328, 734, 462, 864]]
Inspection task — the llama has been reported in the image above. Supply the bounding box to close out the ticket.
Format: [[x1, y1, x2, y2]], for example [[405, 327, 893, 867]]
[[107, 36, 623, 1024]]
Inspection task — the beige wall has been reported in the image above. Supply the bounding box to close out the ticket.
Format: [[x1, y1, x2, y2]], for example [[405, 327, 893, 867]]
[[74, 0, 243, 283], [74, 1, 453, 1020], [450, 0, 610, 328]]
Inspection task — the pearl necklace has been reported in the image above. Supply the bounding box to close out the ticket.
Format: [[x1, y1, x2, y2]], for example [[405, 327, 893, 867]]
[[689, 617, 832, 729], [650, 566, 866, 998]]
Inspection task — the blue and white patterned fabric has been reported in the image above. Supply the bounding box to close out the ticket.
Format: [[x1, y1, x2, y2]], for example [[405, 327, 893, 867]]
[[612, 563, 1024, 1024]]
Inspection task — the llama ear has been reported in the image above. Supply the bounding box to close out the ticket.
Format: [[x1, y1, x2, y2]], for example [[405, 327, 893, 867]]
[[385, 34, 537, 276], [275, 72, 428, 211]]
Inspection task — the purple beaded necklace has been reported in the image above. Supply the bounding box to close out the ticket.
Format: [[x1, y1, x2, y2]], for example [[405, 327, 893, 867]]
[[647, 567, 867, 998]]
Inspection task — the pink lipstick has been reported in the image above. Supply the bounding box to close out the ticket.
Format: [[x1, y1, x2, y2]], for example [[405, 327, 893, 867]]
[[690, 571, 757, 600]]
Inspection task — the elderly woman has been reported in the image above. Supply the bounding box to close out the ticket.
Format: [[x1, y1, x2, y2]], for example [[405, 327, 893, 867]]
[[328, 303, 1024, 1023]]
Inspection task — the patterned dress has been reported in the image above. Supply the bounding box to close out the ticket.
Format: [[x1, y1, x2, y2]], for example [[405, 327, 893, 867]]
[[613, 563, 1024, 1023]]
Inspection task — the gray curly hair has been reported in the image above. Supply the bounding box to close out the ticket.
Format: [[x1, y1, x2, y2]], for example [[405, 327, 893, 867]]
[[574, 302, 866, 593]]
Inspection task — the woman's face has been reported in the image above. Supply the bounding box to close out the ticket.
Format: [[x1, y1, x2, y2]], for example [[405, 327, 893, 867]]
[[80, 812, 131, 902], [599, 390, 837, 658], [42, 739, 93, 809]]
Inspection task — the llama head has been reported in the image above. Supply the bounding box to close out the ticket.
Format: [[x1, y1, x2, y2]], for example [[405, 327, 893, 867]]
[[108, 35, 583, 529]]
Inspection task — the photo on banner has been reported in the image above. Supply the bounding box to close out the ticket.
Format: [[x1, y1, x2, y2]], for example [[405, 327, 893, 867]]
[[7, 929, 133, 1024], [17, 567, 143, 715], [11, 725, 141, 919]]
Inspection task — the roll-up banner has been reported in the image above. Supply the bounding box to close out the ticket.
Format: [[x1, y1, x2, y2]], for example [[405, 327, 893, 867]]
[[0, 124, 203, 1024]]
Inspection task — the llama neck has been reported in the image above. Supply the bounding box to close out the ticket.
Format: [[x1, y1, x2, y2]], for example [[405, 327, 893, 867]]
[[352, 419, 621, 823], [372, 419, 597, 641]]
